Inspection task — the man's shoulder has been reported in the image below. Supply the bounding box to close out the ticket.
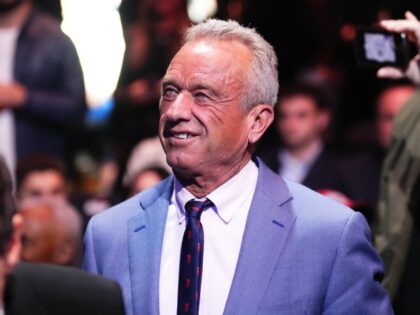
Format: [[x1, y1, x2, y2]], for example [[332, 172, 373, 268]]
[[6, 263, 125, 315], [12, 262, 119, 291], [285, 178, 354, 220], [257, 158, 356, 227], [22, 8, 62, 37]]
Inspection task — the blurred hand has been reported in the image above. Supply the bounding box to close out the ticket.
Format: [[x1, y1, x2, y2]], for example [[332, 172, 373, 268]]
[[377, 11, 420, 85], [0, 83, 27, 109]]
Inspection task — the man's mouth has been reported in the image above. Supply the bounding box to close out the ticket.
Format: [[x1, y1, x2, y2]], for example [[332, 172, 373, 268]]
[[172, 133, 192, 139]]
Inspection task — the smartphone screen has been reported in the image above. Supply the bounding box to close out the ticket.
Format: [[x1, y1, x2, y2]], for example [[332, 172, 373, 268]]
[[364, 32, 396, 63], [354, 27, 411, 69]]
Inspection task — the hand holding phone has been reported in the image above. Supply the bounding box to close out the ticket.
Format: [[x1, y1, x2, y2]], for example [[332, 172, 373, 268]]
[[355, 27, 413, 69], [375, 11, 420, 85]]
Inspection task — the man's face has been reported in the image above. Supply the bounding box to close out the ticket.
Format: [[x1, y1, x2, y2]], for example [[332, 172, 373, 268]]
[[18, 170, 67, 201], [20, 205, 60, 264], [277, 95, 328, 150], [159, 39, 254, 178], [376, 86, 414, 149]]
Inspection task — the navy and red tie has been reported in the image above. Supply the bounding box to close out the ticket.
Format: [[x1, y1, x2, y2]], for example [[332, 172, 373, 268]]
[[177, 199, 213, 315]]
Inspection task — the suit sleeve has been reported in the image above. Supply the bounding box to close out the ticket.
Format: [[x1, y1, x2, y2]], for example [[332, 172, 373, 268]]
[[83, 217, 99, 274], [322, 212, 394, 314], [19, 33, 86, 126]]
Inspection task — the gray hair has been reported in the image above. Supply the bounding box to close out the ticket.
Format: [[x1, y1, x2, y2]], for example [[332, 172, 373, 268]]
[[184, 19, 279, 109]]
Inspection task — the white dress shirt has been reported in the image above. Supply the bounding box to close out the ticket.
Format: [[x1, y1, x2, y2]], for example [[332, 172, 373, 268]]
[[159, 160, 259, 315], [0, 26, 19, 179], [278, 142, 323, 183]]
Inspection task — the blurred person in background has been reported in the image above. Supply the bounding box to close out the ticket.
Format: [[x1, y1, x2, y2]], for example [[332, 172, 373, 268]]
[[123, 136, 171, 196], [126, 167, 169, 197], [376, 83, 416, 150], [374, 11, 420, 314], [19, 198, 83, 267], [341, 82, 415, 209], [16, 154, 94, 229], [0, 156, 126, 315], [0, 0, 85, 177], [16, 154, 67, 202], [260, 83, 347, 192]]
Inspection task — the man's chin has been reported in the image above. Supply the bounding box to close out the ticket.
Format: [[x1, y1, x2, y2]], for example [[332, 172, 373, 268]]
[[166, 154, 189, 170]]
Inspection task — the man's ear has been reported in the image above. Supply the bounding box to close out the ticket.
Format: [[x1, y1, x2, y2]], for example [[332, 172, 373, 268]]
[[5, 214, 23, 273], [53, 240, 76, 266], [247, 104, 274, 144], [317, 109, 331, 132]]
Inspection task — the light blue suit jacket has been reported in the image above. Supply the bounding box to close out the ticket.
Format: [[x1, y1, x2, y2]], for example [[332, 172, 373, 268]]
[[84, 160, 393, 315]]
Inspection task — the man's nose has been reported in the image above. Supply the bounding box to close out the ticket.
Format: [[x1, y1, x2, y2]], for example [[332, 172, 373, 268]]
[[164, 92, 193, 122]]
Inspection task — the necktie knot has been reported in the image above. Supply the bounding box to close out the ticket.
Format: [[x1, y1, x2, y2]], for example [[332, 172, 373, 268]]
[[185, 199, 213, 220]]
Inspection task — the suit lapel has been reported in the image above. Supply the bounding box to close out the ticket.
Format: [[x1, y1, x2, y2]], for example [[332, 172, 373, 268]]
[[224, 160, 296, 314], [127, 177, 173, 315]]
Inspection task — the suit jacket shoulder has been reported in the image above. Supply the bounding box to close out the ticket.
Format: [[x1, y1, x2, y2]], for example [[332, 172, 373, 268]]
[[87, 175, 173, 236], [224, 159, 393, 314], [5, 262, 125, 315]]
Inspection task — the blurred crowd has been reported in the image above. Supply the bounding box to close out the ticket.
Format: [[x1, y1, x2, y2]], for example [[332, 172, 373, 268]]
[[1, 0, 420, 313]]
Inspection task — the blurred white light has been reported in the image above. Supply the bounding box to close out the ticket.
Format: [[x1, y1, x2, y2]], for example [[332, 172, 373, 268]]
[[187, 0, 218, 23], [61, 0, 125, 107]]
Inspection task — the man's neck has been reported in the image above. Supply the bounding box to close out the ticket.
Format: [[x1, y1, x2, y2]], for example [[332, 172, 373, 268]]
[[0, 1, 31, 28], [284, 139, 323, 162], [174, 156, 252, 199]]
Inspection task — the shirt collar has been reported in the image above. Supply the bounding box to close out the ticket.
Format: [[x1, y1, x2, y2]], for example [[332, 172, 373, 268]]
[[279, 141, 323, 166], [172, 160, 258, 224]]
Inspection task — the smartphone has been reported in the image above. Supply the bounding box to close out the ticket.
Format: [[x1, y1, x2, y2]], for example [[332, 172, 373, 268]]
[[354, 27, 412, 69]]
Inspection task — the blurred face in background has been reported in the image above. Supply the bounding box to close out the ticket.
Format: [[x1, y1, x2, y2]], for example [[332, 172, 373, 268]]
[[19, 200, 81, 266], [376, 86, 415, 149], [277, 95, 330, 150], [18, 170, 67, 201], [131, 169, 164, 196], [19, 204, 61, 264]]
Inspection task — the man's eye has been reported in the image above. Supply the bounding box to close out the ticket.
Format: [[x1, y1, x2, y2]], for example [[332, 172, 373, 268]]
[[162, 87, 178, 99], [194, 92, 209, 100]]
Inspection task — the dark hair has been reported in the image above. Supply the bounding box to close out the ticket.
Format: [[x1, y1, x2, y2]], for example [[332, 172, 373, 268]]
[[16, 154, 65, 192], [0, 158, 15, 256], [277, 83, 331, 111]]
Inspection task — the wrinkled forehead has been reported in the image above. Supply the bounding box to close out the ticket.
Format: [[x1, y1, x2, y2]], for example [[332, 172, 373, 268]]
[[166, 39, 252, 81], [163, 40, 251, 90]]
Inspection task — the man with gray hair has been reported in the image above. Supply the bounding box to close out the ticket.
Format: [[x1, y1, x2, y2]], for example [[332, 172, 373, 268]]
[[84, 19, 392, 315]]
